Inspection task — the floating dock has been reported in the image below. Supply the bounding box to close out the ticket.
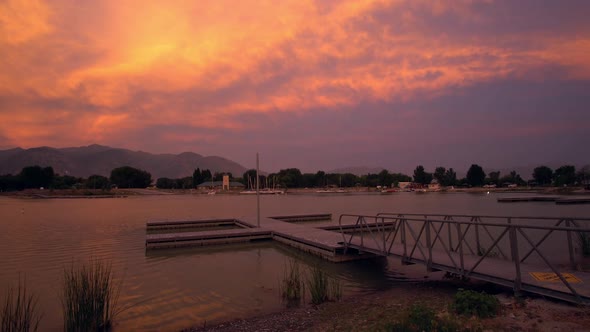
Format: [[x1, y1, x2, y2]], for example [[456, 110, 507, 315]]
[[146, 214, 377, 261], [497, 196, 559, 202], [146, 228, 272, 248], [555, 197, 590, 205], [498, 196, 590, 205], [270, 213, 332, 222]]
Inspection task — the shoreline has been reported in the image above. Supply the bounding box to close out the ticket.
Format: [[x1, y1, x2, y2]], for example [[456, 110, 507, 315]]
[[1, 186, 588, 199], [182, 279, 590, 332]]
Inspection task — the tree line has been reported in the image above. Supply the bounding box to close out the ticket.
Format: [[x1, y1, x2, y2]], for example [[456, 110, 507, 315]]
[[0, 166, 152, 191], [1, 164, 588, 192], [241, 164, 589, 189]]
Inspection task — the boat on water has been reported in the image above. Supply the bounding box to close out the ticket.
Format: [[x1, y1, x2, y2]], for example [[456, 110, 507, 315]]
[[315, 189, 350, 194], [240, 189, 285, 195], [381, 189, 398, 193], [240, 175, 285, 194], [239, 190, 257, 195]]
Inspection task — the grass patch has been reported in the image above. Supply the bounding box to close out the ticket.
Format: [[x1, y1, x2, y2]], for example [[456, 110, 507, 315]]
[[62, 259, 121, 332], [307, 264, 342, 305], [1, 277, 42, 332], [383, 303, 467, 332], [452, 289, 500, 318], [279, 258, 305, 307]]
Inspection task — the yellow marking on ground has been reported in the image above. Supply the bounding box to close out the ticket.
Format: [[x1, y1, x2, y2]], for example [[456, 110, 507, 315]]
[[530, 272, 582, 283]]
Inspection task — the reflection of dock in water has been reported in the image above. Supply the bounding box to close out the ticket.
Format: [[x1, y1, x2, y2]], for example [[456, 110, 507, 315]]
[[146, 212, 590, 304]]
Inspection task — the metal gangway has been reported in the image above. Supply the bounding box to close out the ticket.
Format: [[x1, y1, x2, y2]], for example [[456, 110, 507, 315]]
[[338, 213, 590, 304]]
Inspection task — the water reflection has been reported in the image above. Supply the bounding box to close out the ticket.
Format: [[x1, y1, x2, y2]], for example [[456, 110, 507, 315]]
[[1, 193, 588, 331]]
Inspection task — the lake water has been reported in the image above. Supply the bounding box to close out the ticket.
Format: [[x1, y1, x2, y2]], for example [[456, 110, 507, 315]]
[[1, 192, 589, 331]]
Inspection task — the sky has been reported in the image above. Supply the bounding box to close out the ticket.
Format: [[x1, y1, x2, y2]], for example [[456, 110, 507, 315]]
[[1, 0, 589, 173]]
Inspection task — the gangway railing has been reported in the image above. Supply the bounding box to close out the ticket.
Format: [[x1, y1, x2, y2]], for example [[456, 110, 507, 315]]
[[377, 213, 590, 269], [338, 213, 590, 304]]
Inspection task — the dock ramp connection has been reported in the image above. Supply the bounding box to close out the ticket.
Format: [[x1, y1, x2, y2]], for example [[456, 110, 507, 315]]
[[338, 213, 590, 305]]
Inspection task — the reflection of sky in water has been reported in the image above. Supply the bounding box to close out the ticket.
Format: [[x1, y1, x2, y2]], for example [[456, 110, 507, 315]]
[[0, 194, 589, 331]]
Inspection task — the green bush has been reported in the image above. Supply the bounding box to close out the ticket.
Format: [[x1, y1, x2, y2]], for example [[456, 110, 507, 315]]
[[453, 289, 499, 318], [383, 303, 435, 332], [406, 303, 436, 331]]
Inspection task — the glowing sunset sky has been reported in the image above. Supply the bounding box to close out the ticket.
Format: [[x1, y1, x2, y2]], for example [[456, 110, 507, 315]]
[[1, 0, 589, 172]]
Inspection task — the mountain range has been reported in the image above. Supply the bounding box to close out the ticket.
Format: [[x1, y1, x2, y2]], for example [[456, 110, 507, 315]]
[[0, 145, 247, 179]]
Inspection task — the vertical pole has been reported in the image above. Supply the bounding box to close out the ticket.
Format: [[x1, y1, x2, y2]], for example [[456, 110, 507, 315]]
[[475, 217, 481, 255], [426, 219, 432, 271], [566, 219, 576, 269], [382, 217, 386, 254], [447, 220, 453, 252], [401, 219, 407, 264], [256, 153, 260, 228], [509, 225, 522, 295], [457, 223, 464, 275]]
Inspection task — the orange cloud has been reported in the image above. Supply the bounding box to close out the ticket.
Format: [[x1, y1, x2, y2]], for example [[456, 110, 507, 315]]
[[0, 0, 52, 44], [1, 0, 589, 150]]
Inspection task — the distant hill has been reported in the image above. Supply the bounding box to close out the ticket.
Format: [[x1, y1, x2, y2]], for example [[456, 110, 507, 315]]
[[0, 144, 247, 179], [328, 166, 386, 176]]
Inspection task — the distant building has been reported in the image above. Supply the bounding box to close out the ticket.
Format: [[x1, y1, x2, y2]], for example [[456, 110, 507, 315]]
[[428, 179, 441, 191], [222, 175, 230, 190], [398, 182, 412, 189]]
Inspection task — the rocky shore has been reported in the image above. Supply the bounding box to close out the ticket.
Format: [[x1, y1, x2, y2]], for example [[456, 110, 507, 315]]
[[183, 280, 590, 332]]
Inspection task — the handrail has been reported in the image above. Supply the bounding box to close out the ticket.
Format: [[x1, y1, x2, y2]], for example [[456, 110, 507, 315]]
[[337, 213, 590, 304], [376, 212, 590, 222]]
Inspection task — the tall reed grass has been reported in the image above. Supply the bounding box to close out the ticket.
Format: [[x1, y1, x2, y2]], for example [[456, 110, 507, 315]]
[[61, 260, 120, 332], [1, 278, 42, 332], [307, 264, 342, 305], [279, 258, 305, 307]]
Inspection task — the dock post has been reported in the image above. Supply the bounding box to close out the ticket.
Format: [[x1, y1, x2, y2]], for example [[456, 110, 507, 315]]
[[474, 216, 481, 255], [509, 225, 522, 295], [457, 223, 464, 275], [425, 219, 433, 271], [566, 219, 576, 269]]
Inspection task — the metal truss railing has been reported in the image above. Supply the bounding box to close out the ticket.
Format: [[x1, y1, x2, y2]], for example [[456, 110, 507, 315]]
[[338, 213, 590, 303]]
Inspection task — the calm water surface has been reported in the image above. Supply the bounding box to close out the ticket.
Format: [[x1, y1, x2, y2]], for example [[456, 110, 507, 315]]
[[1, 192, 589, 331]]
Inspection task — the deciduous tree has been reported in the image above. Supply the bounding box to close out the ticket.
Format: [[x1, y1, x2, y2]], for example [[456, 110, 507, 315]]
[[532, 166, 553, 186], [553, 165, 576, 187], [110, 166, 152, 188], [466, 164, 485, 187], [413, 165, 433, 185]]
